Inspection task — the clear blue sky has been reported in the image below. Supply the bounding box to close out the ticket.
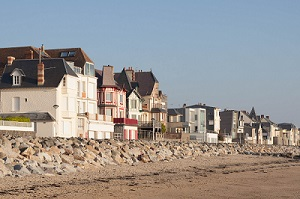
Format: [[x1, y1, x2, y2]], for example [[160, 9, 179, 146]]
[[1, 0, 300, 126]]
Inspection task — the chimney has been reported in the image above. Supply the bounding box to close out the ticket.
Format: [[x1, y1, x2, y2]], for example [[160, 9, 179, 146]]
[[7, 56, 15, 66], [37, 46, 44, 86], [266, 115, 269, 119], [261, 115, 264, 118], [25, 50, 34, 59], [125, 67, 135, 81], [37, 62, 45, 86]]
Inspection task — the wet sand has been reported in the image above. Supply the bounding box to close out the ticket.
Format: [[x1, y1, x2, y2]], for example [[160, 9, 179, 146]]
[[0, 155, 299, 199]]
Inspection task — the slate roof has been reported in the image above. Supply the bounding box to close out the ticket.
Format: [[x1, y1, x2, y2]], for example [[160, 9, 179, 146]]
[[278, 123, 296, 131], [261, 117, 277, 126], [96, 66, 119, 88], [249, 107, 257, 120], [0, 46, 51, 75], [186, 104, 215, 109], [115, 68, 133, 92], [114, 70, 159, 96], [135, 71, 158, 96], [46, 48, 94, 68], [168, 108, 183, 116], [0, 58, 77, 89], [0, 112, 55, 122]]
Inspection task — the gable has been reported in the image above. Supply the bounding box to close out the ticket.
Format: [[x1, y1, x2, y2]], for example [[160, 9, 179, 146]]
[[10, 68, 25, 77]]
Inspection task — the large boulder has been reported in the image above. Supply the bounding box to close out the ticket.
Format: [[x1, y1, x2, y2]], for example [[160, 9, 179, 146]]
[[0, 161, 12, 177]]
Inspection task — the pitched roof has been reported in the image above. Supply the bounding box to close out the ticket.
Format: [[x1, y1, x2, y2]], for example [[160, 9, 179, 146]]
[[115, 68, 133, 92], [135, 71, 158, 96], [168, 108, 183, 116], [186, 104, 215, 109], [278, 123, 296, 130], [0, 46, 51, 75], [0, 58, 77, 88], [46, 48, 93, 69], [249, 107, 257, 119], [96, 66, 119, 88]]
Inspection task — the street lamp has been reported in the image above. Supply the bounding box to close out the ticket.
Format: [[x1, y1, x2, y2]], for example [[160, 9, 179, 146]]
[[152, 118, 155, 141], [53, 104, 59, 137]]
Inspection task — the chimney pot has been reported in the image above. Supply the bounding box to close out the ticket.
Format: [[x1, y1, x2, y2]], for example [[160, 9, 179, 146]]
[[266, 115, 269, 119], [25, 50, 34, 59], [7, 56, 15, 65], [261, 115, 264, 118]]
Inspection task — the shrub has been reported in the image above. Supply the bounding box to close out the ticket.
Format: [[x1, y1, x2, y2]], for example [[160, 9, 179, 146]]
[[2, 116, 31, 122]]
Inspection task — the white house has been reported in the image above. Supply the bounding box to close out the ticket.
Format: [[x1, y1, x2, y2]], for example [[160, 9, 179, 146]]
[[0, 48, 114, 138]]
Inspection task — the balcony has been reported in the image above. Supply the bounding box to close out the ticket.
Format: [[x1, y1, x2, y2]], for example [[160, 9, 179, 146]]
[[114, 118, 138, 125], [78, 113, 113, 122]]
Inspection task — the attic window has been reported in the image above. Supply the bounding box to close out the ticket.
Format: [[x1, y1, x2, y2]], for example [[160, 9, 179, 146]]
[[60, 52, 68, 57], [68, 51, 76, 57], [13, 76, 21, 86], [10, 68, 25, 86], [60, 51, 76, 57]]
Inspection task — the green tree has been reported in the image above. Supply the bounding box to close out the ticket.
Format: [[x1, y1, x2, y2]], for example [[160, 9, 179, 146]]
[[161, 123, 166, 133]]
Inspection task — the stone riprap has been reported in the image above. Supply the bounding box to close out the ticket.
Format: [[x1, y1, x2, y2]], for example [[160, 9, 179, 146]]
[[0, 135, 299, 178]]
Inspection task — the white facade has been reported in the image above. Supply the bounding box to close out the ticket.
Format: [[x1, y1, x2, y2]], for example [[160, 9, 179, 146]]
[[127, 90, 142, 121], [0, 72, 114, 138], [213, 108, 221, 133], [185, 107, 206, 133]]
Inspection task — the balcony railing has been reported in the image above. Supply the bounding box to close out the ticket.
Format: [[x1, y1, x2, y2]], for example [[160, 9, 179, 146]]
[[114, 118, 138, 125], [77, 113, 113, 122]]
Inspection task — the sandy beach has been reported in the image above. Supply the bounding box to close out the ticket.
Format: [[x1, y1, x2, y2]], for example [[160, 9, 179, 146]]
[[0, 154, 299, 199]]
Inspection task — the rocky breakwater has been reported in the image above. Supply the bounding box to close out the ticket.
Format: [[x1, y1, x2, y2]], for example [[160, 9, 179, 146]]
[[0, 135, 299, 178]]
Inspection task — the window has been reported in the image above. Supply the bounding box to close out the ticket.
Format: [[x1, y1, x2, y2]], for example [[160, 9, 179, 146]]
[[82, 81, 86, 92], [120, 94, 123, 104], [131, 114, 137, 119], [68, 51, 76, 57], [131, 100, 137, 109], [84, 63, 95, 76], [106, 109, 112, 116], [12, 97, 20, 112], [63, 77, 66, 86], [60, 52, 68, 57], [77, 81, 80, 97], [195, 115, 198, 121], [60, 51, 76, 57], [106, 93, 113, 102], [78, 118, 84, 129], [13, 76, 21, 86]]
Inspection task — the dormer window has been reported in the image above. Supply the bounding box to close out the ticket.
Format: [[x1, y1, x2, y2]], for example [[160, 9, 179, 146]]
[[10, 68, 25, 86], [13, 76, 21, 85], [84, 62, 95, 76], [60, 51, 76, 57]]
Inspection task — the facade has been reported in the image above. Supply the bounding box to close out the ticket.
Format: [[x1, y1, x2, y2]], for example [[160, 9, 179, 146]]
[[220, 110, 240, 141], [186, 103, 221, 134], [278, 123, 299, 146], [113, 118, 138, 140], [168, 105, 218, 143], [115, 68, 143, 120], [0, 46, 114, 139], [115, 67, 167, 138], [260, 115, 278, 145], [96, 66, 126, 119], [167, 108, 184, 133], [220, 108, 265, 144]]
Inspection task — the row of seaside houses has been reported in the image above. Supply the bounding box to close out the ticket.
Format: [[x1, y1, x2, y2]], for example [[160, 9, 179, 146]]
[[0, 45, 166, 140], [0, 45, 298, 145]]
